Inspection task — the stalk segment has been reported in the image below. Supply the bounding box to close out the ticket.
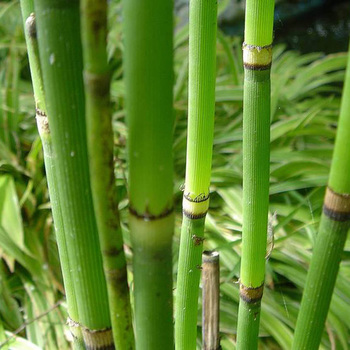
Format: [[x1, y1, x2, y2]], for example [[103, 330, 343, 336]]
[[33, 0, 113, 347], [19, 2, 83, 347], [236, 1, 275, 349], [80, 1, 134, 348], [123, 0, 174, 348], [175, 0, 217, 348], [292, 41, 350, 350]]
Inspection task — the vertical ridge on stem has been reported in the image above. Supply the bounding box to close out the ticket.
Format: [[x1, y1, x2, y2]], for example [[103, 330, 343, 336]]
[[292, 40, 350, 350], [80, 1, 134, 348], [236, 1, 275, 349], [34, 0, 112, 347], [123, 0, 175, 348], [175, 0, 217, 348]]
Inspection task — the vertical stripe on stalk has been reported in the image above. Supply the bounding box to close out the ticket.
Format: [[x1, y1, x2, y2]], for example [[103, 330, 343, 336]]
[[80, 1, 134, 348], [240, 67, 270, 288], [20, 1, 83, 346], [34, 0, 112, 345], [244, 1, 274, 47], [292, 41, 350, 350], [175, 0, 217, 348], [123, 0, 174, 348], [236, 1, 275, 349]]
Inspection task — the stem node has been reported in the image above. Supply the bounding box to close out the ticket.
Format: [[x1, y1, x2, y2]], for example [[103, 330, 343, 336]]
[[239, 283, 264, 304]]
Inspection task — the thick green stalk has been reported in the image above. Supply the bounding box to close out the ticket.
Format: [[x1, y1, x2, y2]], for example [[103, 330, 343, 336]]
[[236, 1, 275, 349], [292, 42, 350, 350], [80, 1, 134, 348], [34, 0, 113, 348], [123, 0, 174, 348], [19, 2, 83, 348], [175, 0, 217, 348]]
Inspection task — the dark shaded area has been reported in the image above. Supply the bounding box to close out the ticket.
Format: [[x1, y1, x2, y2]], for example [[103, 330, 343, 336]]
[[220, 0, 350, 54], [275, 0, 350, 54]]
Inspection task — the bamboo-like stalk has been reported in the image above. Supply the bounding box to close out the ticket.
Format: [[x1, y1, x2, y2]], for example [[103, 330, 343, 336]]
[[236, 1, 275, 349], [34, 0, 113, 348], [123, 0, 174, 348], [202, 251, 220, 350], [80, 1, 134, 348], [292, 41, 350, 350], [19, 2, 84, 348], [175, 0, 217, 348]]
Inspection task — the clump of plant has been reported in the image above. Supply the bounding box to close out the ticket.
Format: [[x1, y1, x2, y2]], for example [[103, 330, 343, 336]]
[[0, 0, 347, 349]]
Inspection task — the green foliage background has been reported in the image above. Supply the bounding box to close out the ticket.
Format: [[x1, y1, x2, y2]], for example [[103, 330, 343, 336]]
[[0, 0, 349, 349]]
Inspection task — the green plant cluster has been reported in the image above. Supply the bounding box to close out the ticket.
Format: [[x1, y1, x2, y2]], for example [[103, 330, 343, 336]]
[[0, 0, 349, 349]]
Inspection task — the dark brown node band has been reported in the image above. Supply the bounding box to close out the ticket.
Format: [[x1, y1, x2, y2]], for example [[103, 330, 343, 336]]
[[323, 187, 350, 222], [183, 209, 207, 220], [243, 62, 272, 71], [129, 205, 174, 221], [84, 71, 111, 98], [239, 283, 264, 304]]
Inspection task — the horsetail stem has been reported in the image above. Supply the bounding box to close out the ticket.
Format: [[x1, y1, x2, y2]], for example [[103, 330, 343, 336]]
[[123, 0, 175, 348], [34, 0, 113, 347], [80, 1, 134, 348], [175, 0, 217, 348], [292, 40, 350, 350], [20, 2, 84, 347], [236, 1, 275, 349]]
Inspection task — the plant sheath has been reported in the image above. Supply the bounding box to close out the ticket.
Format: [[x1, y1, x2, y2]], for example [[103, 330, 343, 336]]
[[236, 1, 275, 349], [292, 41, 350, 350]]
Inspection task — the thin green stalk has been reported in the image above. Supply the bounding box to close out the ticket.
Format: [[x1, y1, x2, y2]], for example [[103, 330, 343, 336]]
[[175, 0, 217, 348], [80, 1, 134, 348], [34, 0, 113, 348], [236, 1, 275, 349], [123, 0, 174, 348], [292, 41, 350, 350], [19, 2, 83, 348]]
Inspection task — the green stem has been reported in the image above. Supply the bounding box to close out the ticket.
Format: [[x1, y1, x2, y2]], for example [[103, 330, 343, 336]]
[[19, 2, 83, 347], [175, 0, 217, 348], [292, 41, 350, 350], [123, 0, 174, 348], [34, 0, 113, 347], [131, 216, 174, 350], [80, 1, 134, 348], [236, 1, 275, 349]]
